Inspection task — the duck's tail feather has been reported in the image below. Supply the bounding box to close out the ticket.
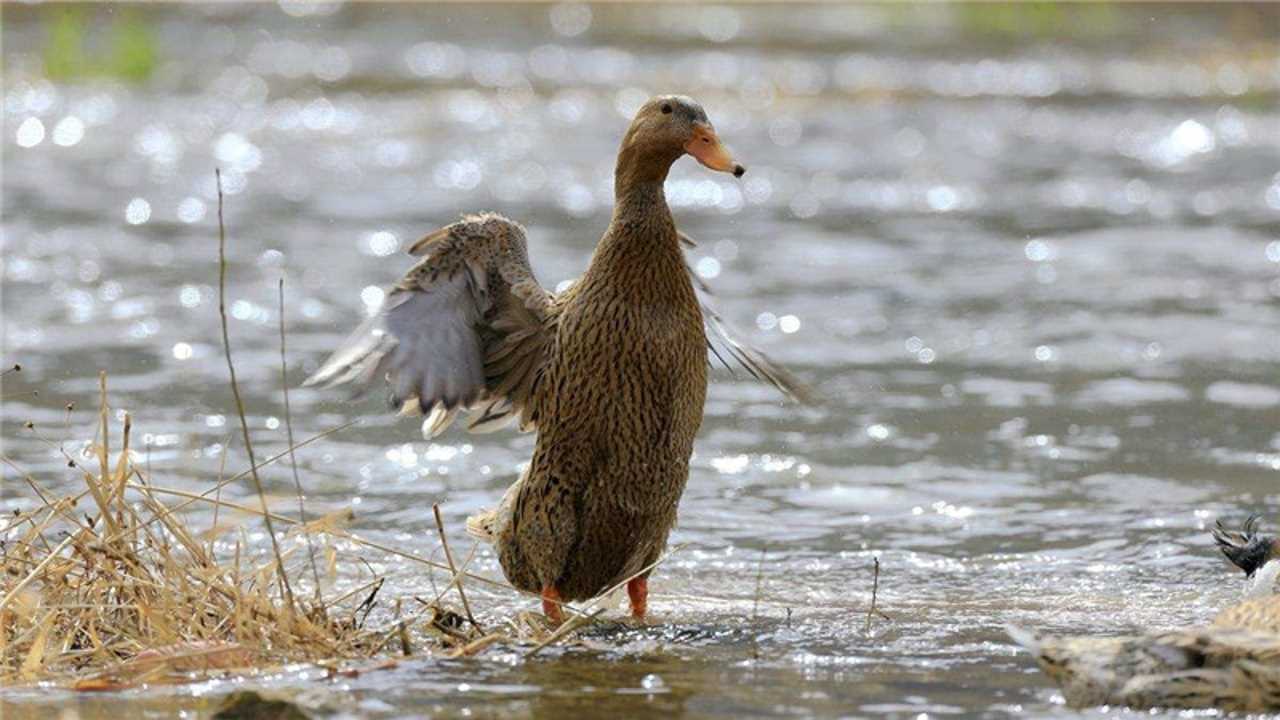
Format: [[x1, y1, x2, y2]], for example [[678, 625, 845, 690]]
[[1005, 625, 1044, 655], [464, 471, 525, 545], [465, 508, 500, 543]]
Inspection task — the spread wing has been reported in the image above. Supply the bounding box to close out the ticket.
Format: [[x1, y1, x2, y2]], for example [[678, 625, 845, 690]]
[[304, 213, 553, 437], [680, 231, 813, 405]]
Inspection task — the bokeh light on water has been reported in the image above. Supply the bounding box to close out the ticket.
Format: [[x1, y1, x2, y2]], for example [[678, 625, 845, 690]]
[[2, 2, 1280, 716]]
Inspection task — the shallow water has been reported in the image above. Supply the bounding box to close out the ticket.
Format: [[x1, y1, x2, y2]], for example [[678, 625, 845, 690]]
[[3, 3, 1280, 718]]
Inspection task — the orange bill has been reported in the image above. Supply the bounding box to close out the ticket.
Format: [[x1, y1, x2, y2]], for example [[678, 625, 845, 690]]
[[685, 122, 745, 177]]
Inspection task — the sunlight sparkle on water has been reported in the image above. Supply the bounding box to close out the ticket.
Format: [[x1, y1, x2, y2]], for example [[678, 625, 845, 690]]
[[712, 454, 750, 474], [15, 117, 45, 147], [231, 300, 269, 323], [361, 286, 385, 316], [179, 286, 203, 308], [696, 257, 721, 279], [926, 185, 959, 212], [1266, 241, 1280, 263], [1154, 118, 1216, 166], [52, 117, 84, 147], [125, 198, 152, 225], [361, 231, 400, 257], [215, 133, 262, 173], [1024, 239, 1056, 262], [177, 197, 207, 224]]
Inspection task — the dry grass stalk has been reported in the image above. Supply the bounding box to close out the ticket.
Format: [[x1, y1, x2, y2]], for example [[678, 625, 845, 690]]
[[431, 503, 482, 633], [0, 385, 387, 688], [278, 278, 323, 605], [751, 547, 766, 661], [215, 168, 296, 617], [864, 556, 889, 633]]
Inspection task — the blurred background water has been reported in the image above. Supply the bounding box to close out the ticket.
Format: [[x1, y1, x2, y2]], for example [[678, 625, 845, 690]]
[[2, 2, 1280, 717]]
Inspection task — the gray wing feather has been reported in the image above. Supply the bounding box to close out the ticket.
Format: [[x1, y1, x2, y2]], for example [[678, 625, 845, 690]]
[[381, 275, 486, 411], [680, 231, 813, 405], [306, 273, 486, 414], [306, 314, 396, 390], [305, 213, 552, 437]]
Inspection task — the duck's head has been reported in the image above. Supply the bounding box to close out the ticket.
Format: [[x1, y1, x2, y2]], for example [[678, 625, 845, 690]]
[[617, 95, 745, 182], [1213, 515, 1279, 583]]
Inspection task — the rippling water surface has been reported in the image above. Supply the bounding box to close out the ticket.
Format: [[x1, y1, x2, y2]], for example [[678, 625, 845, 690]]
[[3, 3, 1280, 717]]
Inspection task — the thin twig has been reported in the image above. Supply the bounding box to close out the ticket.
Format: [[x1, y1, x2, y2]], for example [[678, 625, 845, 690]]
[[864, 556, 883, 634], [751, 546, 766, 660], [432, 503, 482, 632], [210, 433, 231, 557], [751, 547, 766, 620], [398, 621, 411, 656], [524, 607, 607, 658], [98, 421, 355, 546], [92, 373, 119, 537], [448, 632, 506, 658], [0, 535, 75, 613], [429, 543, 479, 609], [215, 168, 297, 618], [279, 278, 322, 605]]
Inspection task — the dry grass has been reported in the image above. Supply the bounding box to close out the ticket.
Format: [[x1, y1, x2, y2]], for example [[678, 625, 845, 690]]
[[0, 376, 401, 689], [0, 385, 679, 688]]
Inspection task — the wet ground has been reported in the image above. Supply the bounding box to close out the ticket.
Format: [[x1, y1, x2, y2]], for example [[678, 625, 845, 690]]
[[3, 3, 1280, 718]]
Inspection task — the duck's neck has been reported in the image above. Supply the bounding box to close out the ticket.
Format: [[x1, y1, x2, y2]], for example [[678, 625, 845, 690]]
[[604, 148, 681, 255], [612, 143, 679, 220], [612, 178, 672, 229], [581, 152, 685, 296]]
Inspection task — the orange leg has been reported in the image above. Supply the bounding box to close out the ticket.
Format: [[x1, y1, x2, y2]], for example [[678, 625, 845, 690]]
[[541, 585, 564, 625], [627, 577, 648, 620]]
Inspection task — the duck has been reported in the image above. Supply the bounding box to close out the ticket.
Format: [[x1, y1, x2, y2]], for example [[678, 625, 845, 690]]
[[305, 95, 804, 624], [1009, 516, 1280, 711]]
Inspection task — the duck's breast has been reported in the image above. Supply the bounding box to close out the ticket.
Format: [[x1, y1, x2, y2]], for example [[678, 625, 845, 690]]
[[549, 286, 707, 465]]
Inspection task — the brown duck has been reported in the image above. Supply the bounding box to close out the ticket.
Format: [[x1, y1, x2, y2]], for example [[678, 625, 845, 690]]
[[306, 95, 803, 623], [1010, 517, 1280, 711]]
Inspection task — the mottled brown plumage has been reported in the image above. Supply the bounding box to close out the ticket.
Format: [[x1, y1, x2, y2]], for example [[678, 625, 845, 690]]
[[1009, 517, 1280, 711], [307, 95, 801, 622]]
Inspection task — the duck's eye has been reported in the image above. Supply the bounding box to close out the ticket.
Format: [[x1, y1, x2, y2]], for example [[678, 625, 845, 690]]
[[661, 103, 673, 114]]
